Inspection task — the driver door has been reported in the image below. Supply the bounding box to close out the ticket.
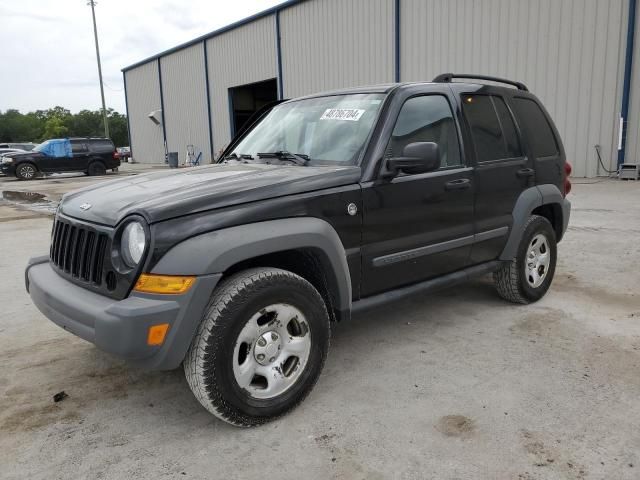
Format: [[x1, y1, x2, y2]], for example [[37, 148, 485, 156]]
[[360, 92, 475, 297]]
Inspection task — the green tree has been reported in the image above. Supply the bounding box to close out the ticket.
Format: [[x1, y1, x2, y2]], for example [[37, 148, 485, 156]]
[[0, 107, 129, 146], [42, 117, 69, 139]]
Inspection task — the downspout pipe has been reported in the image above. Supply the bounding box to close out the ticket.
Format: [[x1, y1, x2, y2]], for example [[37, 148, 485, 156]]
[[275, 10, 284, 99], [394, 0, 401, 82], [618, 0, 637, 167], [157, 58, 168, 162]]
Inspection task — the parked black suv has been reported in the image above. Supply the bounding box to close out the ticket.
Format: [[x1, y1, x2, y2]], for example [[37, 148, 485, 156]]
[[1, 137, 119, 180], [25, 75, 571, 426]]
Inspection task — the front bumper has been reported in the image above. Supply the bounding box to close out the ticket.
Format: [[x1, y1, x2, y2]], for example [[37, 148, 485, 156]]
[[26, 256, 221, 370], [1, 163, 16, 175]]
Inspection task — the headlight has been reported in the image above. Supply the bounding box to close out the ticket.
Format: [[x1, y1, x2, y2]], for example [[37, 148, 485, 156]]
[[121, 221, 146, 267], [1, 157, 13, 164]]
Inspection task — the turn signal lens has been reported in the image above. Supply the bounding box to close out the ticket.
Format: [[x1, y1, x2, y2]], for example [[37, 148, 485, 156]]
[[134, 274, 195, 294], [147, 323, 169, 346]]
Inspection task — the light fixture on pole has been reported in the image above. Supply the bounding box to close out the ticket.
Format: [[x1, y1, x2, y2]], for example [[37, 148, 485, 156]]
[[87, 0, 110, 138]]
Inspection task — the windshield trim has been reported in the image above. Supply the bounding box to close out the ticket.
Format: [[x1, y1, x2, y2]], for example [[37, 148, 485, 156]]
[[220, 92, 390, 167]]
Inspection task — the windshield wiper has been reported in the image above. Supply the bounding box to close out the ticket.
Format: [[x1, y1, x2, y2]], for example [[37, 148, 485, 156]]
[[257, 151, 310, 166], [223, 153, 254, 161]]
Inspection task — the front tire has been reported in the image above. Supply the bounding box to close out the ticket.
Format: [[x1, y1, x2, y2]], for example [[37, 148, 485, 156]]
[[184, 267, 330, 427], [493, 215, 557, 304], [15, 162, 38, 180]]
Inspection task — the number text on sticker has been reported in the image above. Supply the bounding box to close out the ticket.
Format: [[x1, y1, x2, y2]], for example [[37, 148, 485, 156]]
[[320, 108, 365, 121]]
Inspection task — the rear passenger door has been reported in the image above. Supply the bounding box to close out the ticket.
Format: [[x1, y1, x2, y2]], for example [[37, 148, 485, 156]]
[[454, 86, 532, 264], [70, 141, 91, 172]]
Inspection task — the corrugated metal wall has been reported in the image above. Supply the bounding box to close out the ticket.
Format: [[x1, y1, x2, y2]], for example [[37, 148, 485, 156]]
[[160, 44, 211, 164], [205, 16, 277, 154], [625, 0, 640, 164], [124, 61, 165, 164], [279, 0, 395, 98], [400, 0, 629, 178], [124, 0, 635, 175]]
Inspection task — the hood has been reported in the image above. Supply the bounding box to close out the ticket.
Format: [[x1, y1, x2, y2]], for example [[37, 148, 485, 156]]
[[60, 163, 361, 226], [4, 151, 44, 160]]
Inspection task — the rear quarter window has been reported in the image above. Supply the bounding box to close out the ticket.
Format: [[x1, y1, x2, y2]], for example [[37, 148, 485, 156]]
[[89, 140, 115, 152], [512, 98, 559, 158]]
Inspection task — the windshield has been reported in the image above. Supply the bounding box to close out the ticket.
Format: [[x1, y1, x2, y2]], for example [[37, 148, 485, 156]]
[[32, 140, 51, 153], [229, 93, 386, 164]]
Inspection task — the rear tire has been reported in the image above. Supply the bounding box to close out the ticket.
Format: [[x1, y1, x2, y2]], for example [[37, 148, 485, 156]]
[[87, 161, 106, 176], [184, 267, 330, 427], [493, 215, 557, 304], [15, 162, 38, 180]]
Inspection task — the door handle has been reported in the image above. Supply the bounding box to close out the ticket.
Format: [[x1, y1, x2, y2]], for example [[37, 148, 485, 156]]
[[516, 168, 535, 178], [445, 178, 471, 191]]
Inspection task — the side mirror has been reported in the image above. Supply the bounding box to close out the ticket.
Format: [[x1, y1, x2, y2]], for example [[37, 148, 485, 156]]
[[386, 142, 440, 176]]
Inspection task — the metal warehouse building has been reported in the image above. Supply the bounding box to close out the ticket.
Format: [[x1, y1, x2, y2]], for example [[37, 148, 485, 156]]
[[122, 0, 640, 177]]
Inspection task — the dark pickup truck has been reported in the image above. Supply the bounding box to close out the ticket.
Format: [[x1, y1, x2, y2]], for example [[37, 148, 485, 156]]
[[1, 137, 119, 180], [25, 74, 571, 426]]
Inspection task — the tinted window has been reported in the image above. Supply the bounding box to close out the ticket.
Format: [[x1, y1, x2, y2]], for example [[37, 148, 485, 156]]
[[462, 94, 522, 162], [512, 98, 559, 157], [388, 95, 461, 168], [493, 97, 521, 157], [89, 140, 115, 152], [71, 142, 88, 153]]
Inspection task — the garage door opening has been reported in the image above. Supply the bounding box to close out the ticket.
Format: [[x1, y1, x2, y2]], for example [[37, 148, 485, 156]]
[[229, 78, 278, 136]]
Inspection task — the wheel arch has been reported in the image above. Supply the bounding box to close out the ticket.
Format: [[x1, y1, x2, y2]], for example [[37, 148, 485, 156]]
[[151, 218, 352, 321], [500, 184, 568, 260]]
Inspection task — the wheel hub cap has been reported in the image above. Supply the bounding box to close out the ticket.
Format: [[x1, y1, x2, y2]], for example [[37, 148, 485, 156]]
[[525, 233, 550, 288], [253, 331, 282, 365], [232, 303, 312, 399]]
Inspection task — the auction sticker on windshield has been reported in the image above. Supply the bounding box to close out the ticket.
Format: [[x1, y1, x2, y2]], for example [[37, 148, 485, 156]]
[[320, 108, 365, 121]]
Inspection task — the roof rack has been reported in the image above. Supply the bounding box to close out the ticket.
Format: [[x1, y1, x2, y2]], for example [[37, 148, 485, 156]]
[[432, 73, 529, 91]]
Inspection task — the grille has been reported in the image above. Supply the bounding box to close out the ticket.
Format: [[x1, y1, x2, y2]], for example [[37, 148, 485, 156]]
[[50, 217, 109, 285]]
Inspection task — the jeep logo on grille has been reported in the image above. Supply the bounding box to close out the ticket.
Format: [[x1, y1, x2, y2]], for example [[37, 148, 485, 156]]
[[79, 203, 92, 211]]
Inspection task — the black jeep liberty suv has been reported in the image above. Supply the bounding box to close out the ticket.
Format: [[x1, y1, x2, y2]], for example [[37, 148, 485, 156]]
[[25, 74, 571, 426]]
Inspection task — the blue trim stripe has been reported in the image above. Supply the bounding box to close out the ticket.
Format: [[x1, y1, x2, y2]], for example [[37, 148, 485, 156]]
[[122, 0, 308, 72], [276, 11, 284, 99], [228, 89, 236, 139], [619, 0, 637, 166], [394, 0, 401, 82], [203, 41, 214, 161]]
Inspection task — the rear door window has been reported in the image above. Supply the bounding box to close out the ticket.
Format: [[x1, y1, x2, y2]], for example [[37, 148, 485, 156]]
[[512, 97, 559, 157], [462, 94, 522, 162], [71, 142, 88, 154]]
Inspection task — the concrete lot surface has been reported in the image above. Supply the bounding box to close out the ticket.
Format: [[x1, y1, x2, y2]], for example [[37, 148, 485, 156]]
[[0, 173, 639, 480]]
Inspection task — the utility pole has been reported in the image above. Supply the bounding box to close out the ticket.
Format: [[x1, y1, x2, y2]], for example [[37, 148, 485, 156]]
[[88, 0, 110, 138]]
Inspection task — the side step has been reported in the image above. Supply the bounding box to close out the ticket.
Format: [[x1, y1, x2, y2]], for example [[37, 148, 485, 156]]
[[351, 261, 504, 314]]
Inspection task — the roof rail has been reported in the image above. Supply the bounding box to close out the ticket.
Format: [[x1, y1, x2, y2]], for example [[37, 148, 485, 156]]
[[432, 73, 529, 91]]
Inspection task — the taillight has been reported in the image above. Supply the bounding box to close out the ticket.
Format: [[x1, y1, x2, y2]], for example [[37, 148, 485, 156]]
[[113, 151, 120, 160], [563, 162, 572, 196]]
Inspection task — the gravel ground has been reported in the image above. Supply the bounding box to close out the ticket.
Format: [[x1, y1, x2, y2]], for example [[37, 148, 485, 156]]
[[0, 174, 639, 480]]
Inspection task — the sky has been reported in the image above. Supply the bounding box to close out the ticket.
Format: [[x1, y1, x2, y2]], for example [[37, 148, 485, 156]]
[[0, 0, 285, 114]]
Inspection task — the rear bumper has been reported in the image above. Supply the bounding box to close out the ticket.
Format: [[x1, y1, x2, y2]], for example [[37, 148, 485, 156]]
[[559, 198, 571, 241], [26, 256, 221, 370]]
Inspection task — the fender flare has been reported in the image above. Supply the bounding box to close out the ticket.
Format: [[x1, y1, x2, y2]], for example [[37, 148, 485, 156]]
[[500, 184, 567, 260], [151, 217, 352, 314]]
